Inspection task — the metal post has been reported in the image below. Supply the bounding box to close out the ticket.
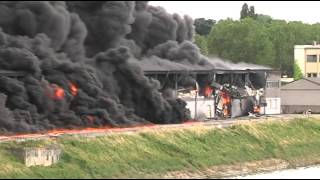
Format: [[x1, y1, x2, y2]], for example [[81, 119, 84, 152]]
[[194, 74, 198, 120], [213, 73, 217, 119], [195, 82, 198, 120]]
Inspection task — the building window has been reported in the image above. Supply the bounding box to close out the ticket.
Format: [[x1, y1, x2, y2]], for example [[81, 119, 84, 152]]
[[307, 73, 317, 78], [307, 55, 317, 62]]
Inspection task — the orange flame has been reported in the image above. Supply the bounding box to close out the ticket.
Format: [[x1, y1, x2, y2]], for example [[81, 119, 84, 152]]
[[254, 105, 260, 113], [54, 86, 65, 100], [69, 82, 78, 96], [221, 91, 231, 105], [48, 84, 65, 100], [221, 91, 231, 117], [204, 85, 213, 97], [0, 123, 158, 140]]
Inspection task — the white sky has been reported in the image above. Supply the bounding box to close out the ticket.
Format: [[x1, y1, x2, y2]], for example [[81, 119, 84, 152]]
[[149, 1, 320, 24]]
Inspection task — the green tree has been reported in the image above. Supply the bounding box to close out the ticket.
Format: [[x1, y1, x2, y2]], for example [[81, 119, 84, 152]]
[[203, 9, 320, 76], [255, 14, 272, 24], [293, 61, 303, 80], [194, 18, 216, 36], [240, 3, 249, 19], [194, 34, 208, 55], [240, 3, 257, 19], [207, 18, 275, 66], [248, 6, 257, 19]]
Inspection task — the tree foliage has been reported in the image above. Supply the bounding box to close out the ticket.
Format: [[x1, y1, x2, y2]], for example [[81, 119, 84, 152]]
[[205, 17, 320, 76], [194, 34, 208, 55], [194, 18, 216, 36], [240, 3, 257, 19], [207, 18, 275, 67], [192, 4, 320, 76], [293, 61, 303, 80]]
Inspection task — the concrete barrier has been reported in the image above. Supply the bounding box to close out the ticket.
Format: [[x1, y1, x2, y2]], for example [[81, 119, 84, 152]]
[[12, 145, 62, 167]]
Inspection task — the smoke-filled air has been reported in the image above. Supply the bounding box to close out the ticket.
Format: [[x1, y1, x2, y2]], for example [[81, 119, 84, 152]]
[[0, 1, 268, 133]]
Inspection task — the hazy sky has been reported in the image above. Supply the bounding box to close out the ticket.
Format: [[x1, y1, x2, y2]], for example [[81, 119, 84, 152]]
[[149, 1, 320, 24]]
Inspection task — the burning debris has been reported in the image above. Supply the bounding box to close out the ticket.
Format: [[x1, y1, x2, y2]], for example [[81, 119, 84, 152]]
[[0, 1, 271, 134], [211, 73, 266, 118]]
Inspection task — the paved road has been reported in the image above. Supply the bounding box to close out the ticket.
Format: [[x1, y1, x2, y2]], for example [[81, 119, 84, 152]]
[[234, 165, 320, 179]]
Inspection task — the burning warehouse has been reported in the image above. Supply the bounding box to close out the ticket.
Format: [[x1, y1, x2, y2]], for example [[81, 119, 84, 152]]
[[0, 1, 280, 134], [143, 65, 281, 120]]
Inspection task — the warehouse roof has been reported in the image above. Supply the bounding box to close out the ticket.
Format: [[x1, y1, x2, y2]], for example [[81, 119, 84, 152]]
[[281, 78, 320, 90], [133, 57, 273, 75]]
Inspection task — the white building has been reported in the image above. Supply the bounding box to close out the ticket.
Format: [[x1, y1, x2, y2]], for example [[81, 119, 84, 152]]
[[294, 42, 320, 78]]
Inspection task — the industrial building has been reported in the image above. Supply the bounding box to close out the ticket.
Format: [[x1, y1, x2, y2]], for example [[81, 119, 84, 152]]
[[281, 78, 320, 114], [0, 68, 281, 121], [294, 42, 320, 78], [144, 67, 281, 120]]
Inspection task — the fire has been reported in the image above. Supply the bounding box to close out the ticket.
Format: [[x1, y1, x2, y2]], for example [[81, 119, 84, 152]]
[[0, 123, 158, 141], [221, 91, 231, 117], [221, 91, 231, 105], [46, 82, 78, 101], [254, 105, 260, 113], [55, 87, 65, 100], [49, 84, 65, 100], [204, 85, 213, 97], [69, 82, 78, 96]]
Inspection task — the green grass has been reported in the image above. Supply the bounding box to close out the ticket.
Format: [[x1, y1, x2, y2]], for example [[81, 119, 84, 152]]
[[1, 118, 320, 178]]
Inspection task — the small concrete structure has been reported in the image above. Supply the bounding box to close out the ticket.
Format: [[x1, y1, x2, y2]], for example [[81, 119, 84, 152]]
[[13, 145, 62, 167]]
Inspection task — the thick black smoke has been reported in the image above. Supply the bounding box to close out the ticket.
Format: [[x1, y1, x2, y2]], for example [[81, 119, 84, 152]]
[[0, 1, 204, 133]]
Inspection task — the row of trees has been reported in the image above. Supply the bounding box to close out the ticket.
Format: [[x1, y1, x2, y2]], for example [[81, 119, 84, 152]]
[[193, 3, 320, 76]]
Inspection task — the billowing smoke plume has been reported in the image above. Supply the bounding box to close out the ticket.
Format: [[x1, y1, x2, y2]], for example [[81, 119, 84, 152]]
[[0, 1, 269, 134], [0, 1, 200, 133]]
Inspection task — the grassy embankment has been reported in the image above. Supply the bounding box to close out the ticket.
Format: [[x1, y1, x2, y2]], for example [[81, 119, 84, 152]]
[[1, 118, 320, 178]]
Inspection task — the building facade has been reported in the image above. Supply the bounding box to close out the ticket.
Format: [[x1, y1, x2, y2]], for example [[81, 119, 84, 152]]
[[145, 69, 281, 119], [281, 78, 320, 114], [294, 43, 320, 78], [264, 71, 282, 114]]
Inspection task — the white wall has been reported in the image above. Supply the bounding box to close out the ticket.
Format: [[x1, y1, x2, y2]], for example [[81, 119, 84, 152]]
[[294, 46, 306, 76], [265, 97, 281, 114], [182, 97, 215, 120], [182, 97, 281, 119]]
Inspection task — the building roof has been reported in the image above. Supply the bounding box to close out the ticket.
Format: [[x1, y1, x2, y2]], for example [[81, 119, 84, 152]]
[[281, 78, 320, 90], [294, 45, 320, 49], [133, 58, 274, 75]]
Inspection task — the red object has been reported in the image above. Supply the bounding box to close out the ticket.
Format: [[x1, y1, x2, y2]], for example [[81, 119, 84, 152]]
[[204, 85, 213, 97], [69, 82, 79, 96], [254, 105, 260, 113], [221, 91, 231, 105], [48, 84, 65, 100], [220, 90, 231, 117]]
